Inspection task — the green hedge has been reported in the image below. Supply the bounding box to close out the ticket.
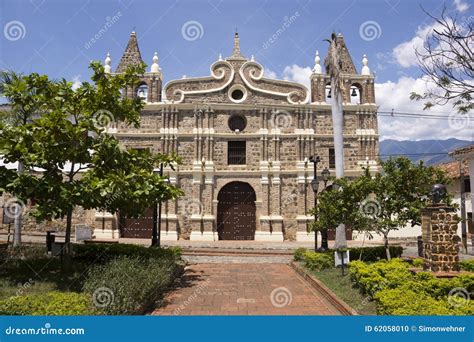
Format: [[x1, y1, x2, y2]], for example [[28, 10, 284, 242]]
[[82, 256, 184, 315], [302, 251, 333, 271], [73, 243, 182, 264], [294, 245, 403, 264], [349, 259, 474, 315], [0, 292, 93, 315], [460, 259, 474, 272]]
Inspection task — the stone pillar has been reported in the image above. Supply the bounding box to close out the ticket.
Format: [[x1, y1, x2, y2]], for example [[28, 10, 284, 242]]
[[421, 205, 460, 272]]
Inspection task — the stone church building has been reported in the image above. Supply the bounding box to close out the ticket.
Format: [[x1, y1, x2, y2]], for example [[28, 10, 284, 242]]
[[89, 31, 379, 242]]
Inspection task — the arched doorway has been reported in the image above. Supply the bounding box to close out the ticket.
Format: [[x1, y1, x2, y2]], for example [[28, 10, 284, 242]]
[[217, 182, 256, 240]]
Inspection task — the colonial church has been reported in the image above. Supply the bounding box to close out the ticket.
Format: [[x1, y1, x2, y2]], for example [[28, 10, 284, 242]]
[[94, 31, 379, 242]]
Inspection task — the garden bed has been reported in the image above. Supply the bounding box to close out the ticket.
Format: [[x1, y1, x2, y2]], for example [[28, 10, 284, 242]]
[[294, 247, 474, 316], [0, 243, 184, 315]]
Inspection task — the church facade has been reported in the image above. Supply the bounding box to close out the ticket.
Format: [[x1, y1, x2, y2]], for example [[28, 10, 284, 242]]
[[94, 31, 379, 242]]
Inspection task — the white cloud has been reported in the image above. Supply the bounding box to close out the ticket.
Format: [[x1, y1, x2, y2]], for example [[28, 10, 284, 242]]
[[266, 63, 472, 141], [264, 68, 277, 79], [282, 64, 312, 89], [375, 76, 473, 140], [71, 75, 82, 90], [453, 0, 470, 12], [392, 23, 443, 68]]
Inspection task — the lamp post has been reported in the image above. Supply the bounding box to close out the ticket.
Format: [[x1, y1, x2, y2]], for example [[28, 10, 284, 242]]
[[152, 162, 164, 247], [309, 155, 321, 251], [319, 167, 331, 251]]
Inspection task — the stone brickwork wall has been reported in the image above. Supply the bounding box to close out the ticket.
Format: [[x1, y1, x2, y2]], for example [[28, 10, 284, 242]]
[[422, 206, 460, 272]]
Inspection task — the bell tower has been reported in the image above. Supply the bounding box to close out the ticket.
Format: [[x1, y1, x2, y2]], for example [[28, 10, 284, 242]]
[[310, 33, 375, 105], [106, 31, 163, 103]]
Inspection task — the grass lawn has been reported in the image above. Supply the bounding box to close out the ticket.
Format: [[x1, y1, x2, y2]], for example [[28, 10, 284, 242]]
[[308, 266, 377, 315]]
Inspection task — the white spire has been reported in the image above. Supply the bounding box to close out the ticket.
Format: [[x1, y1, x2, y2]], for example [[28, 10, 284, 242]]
[[151, 52, 160, 73], [218, 53, 222, 61], [312, 50, 322, 74], [361, 54, 370, 76], [104, 52, 111, 74], [251, 55, 255, 62]]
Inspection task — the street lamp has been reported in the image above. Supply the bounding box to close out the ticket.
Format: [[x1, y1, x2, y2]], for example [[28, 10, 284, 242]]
[[309, 155, 321, 251], [319, 167, 331, 251]]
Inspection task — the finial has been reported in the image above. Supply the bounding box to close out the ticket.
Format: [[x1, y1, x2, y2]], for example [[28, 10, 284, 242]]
[[151, 52, 160, 73], [251, 55, 255, 62], [104, 52, 111, 74], [218, 53, 222, 61], [337, 32, 343, 37], [361, 54, 370, 76], [312, 50, 322, 74], [232, 31, 242, 57]]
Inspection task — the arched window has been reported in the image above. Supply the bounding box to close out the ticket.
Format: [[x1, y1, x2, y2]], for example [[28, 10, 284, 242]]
[[137, 84, 148, 102], [350, 84, 362, 104], [325, 84, 332, 103]]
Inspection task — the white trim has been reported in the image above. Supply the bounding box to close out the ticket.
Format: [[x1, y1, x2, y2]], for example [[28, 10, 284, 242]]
[[228, 84, 248, 103], [164, 60, 235, 103], [239, 61, 310, 104]]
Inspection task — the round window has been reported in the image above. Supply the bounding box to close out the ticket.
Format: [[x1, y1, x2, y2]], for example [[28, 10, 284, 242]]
[[228, 115, 246, 131], [231, 89, 244, 101]]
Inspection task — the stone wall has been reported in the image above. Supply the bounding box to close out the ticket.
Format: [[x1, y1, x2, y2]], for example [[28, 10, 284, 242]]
[[422, 205, 460, 272]]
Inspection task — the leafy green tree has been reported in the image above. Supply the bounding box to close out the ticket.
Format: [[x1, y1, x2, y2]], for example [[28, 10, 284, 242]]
[[362, 157, 451, 259], [0, 70, 45, 246], [311, 157, 451, 259], [0, 62, 183, 258]]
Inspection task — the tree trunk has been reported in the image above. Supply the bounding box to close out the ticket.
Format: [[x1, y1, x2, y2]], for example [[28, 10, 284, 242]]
[[384, 233, 391, 260], [63, 208, 73, 269], [331, 83, 347, 249], [12, 161, 24, 247]]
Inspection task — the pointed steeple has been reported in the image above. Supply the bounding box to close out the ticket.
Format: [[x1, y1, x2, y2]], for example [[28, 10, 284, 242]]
[[229, 31, 245, 59], [326, 33, 357, 74], [104, 52, 111, 74], [312, 50, 322, 74], [116, 31, 144, 73], [361, 54, 370, 75]]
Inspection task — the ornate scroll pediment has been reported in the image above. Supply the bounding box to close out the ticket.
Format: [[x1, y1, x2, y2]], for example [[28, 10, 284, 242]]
[[164, 58, 309, 105]]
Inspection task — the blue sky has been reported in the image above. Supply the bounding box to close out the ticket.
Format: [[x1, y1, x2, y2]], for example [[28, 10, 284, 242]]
[[0, 0, 473, 140]]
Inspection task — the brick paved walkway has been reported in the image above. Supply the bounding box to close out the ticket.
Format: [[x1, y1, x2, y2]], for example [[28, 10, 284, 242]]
[[152, 263, 341, 315]]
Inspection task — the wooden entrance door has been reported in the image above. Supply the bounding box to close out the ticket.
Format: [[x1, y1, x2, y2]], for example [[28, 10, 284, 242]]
[[217, 182, 256, 240], [119, 206, 155, 238]]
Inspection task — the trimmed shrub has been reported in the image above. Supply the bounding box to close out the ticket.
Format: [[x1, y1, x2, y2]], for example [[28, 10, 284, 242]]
[[374, 289, 451, 315], [0, 291, 92, 315], [294, 247, 307, 261], [350, 259, 474, 315], [460, 260, 474, 272], [412, 258, 424, 268], [73, 243, 182, 263], [348, 259, 412, 295], [303, 251, 333, 271], [82, 256, 183, 315]]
